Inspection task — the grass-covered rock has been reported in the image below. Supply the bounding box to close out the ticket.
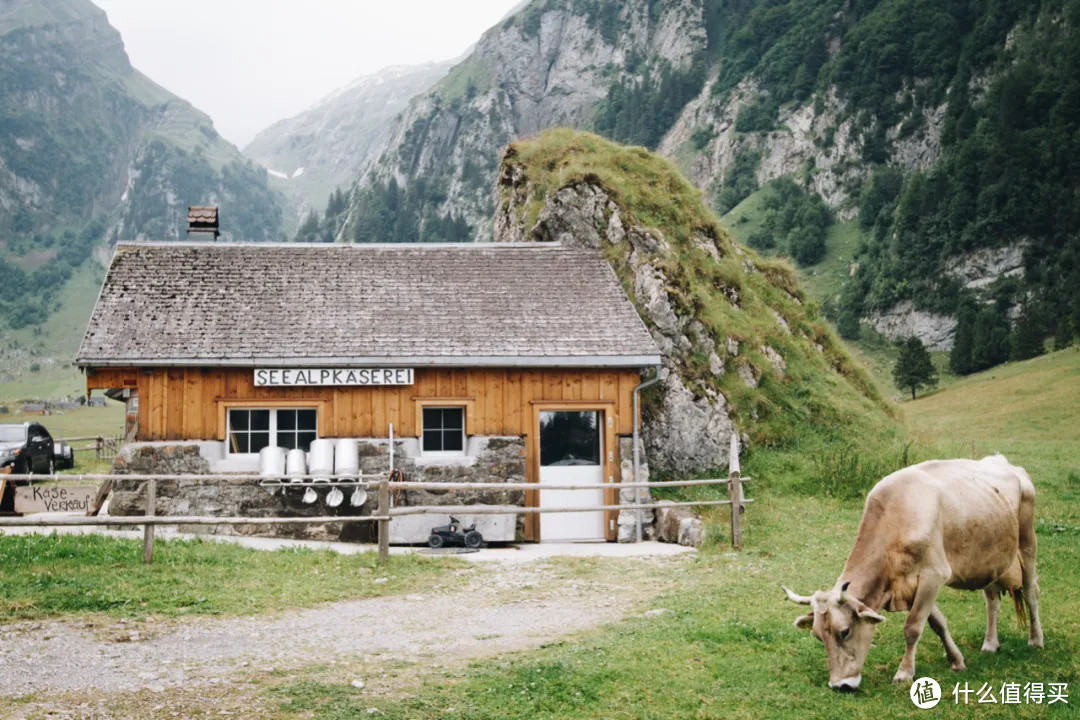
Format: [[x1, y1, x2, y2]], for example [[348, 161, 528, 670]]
[[495, 129, 894, 475]]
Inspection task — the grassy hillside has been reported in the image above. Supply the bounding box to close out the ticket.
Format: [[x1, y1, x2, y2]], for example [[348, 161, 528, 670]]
[[261, 357, 1080, 719]]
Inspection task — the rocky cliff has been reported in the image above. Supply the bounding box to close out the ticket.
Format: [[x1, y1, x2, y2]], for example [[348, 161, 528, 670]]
[[494, 130, 888, 473], [327, 0, 708, 242], [245, 62, 451, 232]]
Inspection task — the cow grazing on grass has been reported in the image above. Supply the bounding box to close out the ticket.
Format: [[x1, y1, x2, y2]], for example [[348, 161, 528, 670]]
[[783, 455, 1043, 691]]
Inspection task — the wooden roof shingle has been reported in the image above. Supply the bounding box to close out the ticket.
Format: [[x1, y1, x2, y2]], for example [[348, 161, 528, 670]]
[[76, 242, 661, 368]]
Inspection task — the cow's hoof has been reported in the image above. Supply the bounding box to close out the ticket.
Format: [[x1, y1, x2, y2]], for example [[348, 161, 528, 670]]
[[892, 671, 914, 685], [981, 641, 999, 653], [1028, 636, 1044, 649], [950, 660, 966, 672]]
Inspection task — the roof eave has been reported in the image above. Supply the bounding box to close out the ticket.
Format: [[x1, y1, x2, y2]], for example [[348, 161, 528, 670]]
[[76, 355, 664, 369]]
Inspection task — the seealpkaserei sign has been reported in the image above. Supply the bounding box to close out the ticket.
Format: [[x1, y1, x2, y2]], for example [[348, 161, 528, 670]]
[[254, 368, 414, 387]]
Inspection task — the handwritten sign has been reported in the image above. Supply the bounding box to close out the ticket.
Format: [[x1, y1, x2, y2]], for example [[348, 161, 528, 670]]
[[254, 368, 414, 387], [15, 485, 97, 514]]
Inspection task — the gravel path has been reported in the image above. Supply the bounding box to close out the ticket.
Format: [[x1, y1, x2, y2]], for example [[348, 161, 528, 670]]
[[1, 557, 679, 700]]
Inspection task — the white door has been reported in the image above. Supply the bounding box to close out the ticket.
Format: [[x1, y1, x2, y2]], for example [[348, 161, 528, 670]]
[[538, 410, 605, 542]]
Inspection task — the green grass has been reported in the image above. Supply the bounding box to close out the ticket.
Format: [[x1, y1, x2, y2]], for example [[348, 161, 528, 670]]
[[268, 349, 1080, 718], [0, 534, 461, 622]]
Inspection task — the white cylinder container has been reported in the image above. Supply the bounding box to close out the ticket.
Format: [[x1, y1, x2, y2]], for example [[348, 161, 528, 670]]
[[308, 438, 335, 479], [334, 438, 360, 477], [285, 448, 307, 483], [259, 446, 286, 477]]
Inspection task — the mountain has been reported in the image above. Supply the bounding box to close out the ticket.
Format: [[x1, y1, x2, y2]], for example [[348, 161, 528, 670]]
[[0, 0, 283, 349], [495, 129, 890, 474], [245, 61, 452, 233], [311, 0, 708, 244], [317, 0, 1078, 364]]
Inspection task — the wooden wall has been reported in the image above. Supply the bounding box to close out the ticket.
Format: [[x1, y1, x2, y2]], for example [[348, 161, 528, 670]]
[[86, 367, 642, 442]]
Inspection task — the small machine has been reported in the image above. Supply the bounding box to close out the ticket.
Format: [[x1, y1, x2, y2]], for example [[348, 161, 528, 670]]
[[428, 516, 483, 549]]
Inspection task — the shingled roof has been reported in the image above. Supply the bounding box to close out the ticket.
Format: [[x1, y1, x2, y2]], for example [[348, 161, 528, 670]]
[[76, 242, 661, 368]]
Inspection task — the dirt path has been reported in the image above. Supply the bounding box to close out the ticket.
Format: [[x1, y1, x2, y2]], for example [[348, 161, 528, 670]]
[[1, 554, 687, 707]]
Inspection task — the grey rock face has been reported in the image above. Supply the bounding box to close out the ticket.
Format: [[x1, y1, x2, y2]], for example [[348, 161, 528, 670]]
[[865, 300, 958, 351], [945, 242, 1029, 291], [341, 0, 708, 240]]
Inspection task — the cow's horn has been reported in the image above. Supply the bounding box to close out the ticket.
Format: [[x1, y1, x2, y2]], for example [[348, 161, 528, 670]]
[[782, 585, 812, 605]]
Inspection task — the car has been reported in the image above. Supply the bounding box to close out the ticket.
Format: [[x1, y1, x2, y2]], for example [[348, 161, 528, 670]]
[[0, 422, 66, 477]]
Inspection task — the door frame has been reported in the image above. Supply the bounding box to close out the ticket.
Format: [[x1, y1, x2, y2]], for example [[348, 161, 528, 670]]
[[526, 401, 618, 542]]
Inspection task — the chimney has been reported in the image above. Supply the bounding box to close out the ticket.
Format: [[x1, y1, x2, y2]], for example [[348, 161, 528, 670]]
[[187, 206, 220, 241]]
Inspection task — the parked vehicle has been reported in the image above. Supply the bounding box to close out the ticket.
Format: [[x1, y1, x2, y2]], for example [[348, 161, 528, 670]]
[[427, 516, 483, 549], [0, 422, 71, 476]]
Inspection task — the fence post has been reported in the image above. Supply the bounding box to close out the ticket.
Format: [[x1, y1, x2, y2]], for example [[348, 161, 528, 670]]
[[377, 474, 390, 567], [142, 479, 156, 564], [95, 436, 103, 461], [728, 434, 742, 550]]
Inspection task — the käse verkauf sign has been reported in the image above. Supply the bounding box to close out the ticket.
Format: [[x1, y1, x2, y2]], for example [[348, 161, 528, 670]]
[[15, 485, 96, 514], [254, 368, 414, 387]]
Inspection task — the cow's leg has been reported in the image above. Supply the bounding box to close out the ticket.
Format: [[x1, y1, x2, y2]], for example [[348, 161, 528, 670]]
[[1018, 482, 1044, 648], [927, 604, 965, 670], [982, 589, 1000, 653], [893, 576, 945, 684]]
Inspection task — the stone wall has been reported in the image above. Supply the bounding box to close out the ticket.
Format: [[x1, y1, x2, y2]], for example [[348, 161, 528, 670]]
[[108, 437, 528, 543]]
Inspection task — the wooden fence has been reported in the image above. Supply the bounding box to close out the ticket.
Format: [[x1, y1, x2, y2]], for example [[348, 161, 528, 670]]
[[1, 435, 751, 564], [56, 435, 122, 463]]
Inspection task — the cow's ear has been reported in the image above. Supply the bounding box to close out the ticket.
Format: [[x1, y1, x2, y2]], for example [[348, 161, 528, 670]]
[[857, 608, 886, 624], [794, 613, 814, 630]]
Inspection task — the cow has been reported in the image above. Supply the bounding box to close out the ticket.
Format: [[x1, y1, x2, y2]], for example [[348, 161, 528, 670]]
[[783, 455, 1043, 691]]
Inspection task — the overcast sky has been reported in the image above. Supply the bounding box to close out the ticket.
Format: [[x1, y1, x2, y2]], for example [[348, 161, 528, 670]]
[[93, 1, 521, 148]]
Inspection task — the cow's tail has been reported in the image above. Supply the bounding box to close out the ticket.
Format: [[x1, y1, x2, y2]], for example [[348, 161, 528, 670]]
[[1009, 588, 1028, 631]]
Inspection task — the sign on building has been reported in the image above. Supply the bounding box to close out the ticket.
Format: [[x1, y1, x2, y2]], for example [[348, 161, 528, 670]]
[[254, 368, 415, 387]]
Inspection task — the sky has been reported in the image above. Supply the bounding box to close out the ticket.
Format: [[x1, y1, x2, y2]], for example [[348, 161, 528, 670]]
[[93, 0, 522, 149]]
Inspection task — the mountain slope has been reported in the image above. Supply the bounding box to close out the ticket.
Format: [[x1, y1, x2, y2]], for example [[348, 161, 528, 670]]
[[245, 62, 451, 233], [315, 0, 708, 243], [0, 0, 283, 363], [318, 0, 1077, 361], [495, 129, 891, 473], [0, 0, 285, 388]]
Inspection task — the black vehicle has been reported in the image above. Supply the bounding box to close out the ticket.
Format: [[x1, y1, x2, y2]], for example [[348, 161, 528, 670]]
[[427, 516, 483, 549], [0, 422, 67, 476]]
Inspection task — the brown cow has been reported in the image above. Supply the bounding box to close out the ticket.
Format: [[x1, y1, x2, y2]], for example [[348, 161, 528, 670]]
[[784, 455, 1043, 690]]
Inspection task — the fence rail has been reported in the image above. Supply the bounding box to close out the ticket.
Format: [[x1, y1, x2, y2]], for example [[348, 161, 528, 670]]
[[1, 434, 751, 564]]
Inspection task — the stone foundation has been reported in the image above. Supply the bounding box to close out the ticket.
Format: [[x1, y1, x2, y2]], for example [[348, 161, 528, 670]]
[[108, 437, 528, 543]]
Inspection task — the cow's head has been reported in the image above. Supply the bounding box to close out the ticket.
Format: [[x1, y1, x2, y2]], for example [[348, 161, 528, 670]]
[[783, 582, 885, 691]]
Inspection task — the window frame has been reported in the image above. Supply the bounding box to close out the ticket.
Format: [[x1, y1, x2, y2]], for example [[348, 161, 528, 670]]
[[225, 405, 319, 457], [420, 406, 467, 456]]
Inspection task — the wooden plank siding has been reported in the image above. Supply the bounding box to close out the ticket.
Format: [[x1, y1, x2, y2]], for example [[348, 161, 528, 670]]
[[85, 367, 642, 442]]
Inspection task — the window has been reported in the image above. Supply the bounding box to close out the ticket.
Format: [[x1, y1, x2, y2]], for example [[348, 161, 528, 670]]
[[539, 410, 601, 466], [227, 407, 317, 455], [422, 407, 465, 453], [276, 409, 317, 450]]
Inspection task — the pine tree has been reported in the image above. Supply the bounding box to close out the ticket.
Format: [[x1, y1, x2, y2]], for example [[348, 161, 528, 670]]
[[1010, 303, 1045, 361], [950, 302, 976, 375], [971, 307, 1011, 371], [893, 336, 938, 400]]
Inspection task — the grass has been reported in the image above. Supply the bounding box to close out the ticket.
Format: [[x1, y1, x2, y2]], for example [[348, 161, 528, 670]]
[[265, 348, 1080, 718], [0, 534, 462, 622]]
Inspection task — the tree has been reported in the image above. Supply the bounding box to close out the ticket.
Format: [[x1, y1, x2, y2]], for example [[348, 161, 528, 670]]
[[971, 306, 1011, 371], [1010, 303, 1045, 361], [949, 300, 977, 375], [893, 336, 938, 400]]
